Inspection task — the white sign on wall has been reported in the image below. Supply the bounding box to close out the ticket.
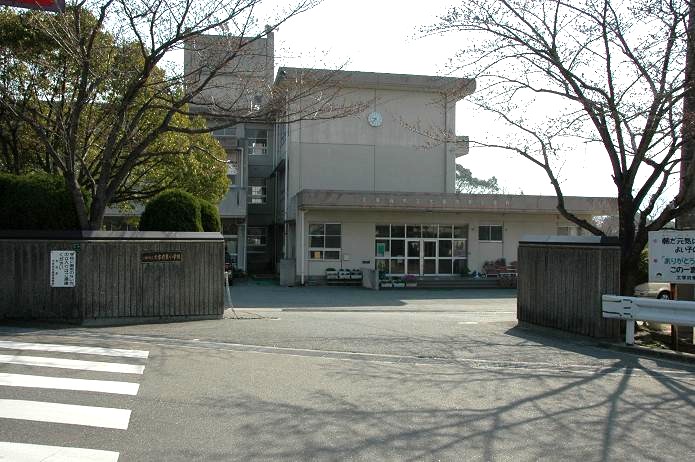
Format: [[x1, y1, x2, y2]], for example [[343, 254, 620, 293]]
[[648, 230, 695, 284], [50, 250, 76, 288]]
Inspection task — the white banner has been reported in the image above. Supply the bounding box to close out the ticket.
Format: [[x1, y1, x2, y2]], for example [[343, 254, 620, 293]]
[[50, 251, 76, 288], [648, 230, 695, 284]]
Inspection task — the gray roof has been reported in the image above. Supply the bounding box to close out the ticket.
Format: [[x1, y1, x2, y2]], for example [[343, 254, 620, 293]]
[[275, 67, 476, 99], [296, 189, 616, 215]]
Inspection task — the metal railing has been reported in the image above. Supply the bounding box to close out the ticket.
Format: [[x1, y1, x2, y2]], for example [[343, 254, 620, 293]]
[[224, 271, 238, 319], [602, 295, 695, 345]]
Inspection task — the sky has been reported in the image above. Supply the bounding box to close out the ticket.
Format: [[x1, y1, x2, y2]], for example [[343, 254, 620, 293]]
[[262, 0, 618, 198]]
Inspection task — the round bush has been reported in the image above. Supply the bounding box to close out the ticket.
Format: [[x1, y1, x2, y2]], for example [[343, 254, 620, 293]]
[[139, 189, 203, 232], [198, 198, 221, 232], [0, 173, 81, 230]]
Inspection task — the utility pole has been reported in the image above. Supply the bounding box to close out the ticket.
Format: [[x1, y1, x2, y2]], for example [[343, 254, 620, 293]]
[[674, 1, 695, 348]]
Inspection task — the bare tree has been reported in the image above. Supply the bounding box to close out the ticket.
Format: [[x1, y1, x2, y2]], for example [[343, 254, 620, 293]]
[[0, 0, 361, 230], [428, 0, 695, 293]]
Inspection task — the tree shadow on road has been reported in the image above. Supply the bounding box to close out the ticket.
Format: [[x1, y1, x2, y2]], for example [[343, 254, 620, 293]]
[[171, 346, 695, 462]]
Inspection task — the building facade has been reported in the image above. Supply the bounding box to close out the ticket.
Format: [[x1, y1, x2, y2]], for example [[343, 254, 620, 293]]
[[183, 32, 278, 274], [273, 69, 614, 281], [106, 33, 615, 280]]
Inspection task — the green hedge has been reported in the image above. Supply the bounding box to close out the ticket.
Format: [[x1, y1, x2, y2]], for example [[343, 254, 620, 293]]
[[138, 189, 204, 232], [198, 198, 221, 232], [0, 173, 81, 230]]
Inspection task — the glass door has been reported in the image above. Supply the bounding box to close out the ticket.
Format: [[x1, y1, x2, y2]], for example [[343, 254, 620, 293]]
[[422, 239, 437, 275], [406, 240, 421, 275]]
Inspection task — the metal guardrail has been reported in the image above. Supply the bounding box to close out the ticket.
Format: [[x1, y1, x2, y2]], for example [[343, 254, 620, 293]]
[[602, 295, 695, 345], [223, 271, 238, 319]]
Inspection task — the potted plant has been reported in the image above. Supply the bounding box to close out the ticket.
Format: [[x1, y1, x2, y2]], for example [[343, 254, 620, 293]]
[[338, 268, 351, 280], [392, 276, 406, 288], [350, 269, 363, 280], [380, 277, 393, 288], [325, 268, 338, 280], [404, 274, 417, 287]]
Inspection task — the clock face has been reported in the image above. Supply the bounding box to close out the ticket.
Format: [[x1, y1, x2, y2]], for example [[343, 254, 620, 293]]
[[367, 111, 383, 127]]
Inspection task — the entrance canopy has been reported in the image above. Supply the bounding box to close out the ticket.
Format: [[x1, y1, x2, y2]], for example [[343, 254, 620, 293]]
[[296, 190, 616, 215]]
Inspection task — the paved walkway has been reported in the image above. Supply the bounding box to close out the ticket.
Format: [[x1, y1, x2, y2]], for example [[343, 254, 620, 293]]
[[230, 281, 517, 313]]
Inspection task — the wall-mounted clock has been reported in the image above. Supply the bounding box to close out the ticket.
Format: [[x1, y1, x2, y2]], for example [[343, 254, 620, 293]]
[[367, 111, 383, 127]]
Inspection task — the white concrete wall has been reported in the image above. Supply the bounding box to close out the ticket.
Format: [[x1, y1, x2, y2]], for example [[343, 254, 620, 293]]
[[184, 34, 274, 111], [287, 87, 453, 199], [294, 209, 593, 278]]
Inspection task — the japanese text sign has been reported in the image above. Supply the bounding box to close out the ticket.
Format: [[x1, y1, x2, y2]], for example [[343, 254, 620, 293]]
[[648, 230, 695, 284], [50, 250, 76, 288]]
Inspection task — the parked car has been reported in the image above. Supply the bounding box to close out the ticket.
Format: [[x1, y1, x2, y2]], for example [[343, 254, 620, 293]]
[[634, 282, 671, 299]]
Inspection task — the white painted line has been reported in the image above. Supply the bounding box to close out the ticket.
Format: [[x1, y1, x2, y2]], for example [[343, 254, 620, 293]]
[[0, 340, 148, 359], [458, 321, 479, 325], [0, 373, 139, 396], [0, 399, 131, 430], [0, 355, 145, 374], [0, 441, 119, 462]]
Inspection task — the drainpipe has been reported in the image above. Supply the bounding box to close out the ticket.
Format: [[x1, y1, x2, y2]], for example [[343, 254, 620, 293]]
[[284, 120, 289, 259], [300, 209, 305, 285], [444, 94, 449, 193]]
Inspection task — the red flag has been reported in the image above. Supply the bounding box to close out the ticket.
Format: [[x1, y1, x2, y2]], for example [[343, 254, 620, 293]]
[[0, 0, 65, 12]]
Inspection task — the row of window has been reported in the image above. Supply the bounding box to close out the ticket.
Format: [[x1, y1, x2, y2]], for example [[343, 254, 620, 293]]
[[376, 224, 468, 239], [375, 239, 468, 258], [374, 224, 470, 275], [376, 258, 469, 275], [217, 128, 268, 156], [248, 179, 267, 204], [376, 224, 503, 242], [306, 223, 506, 262], [309, 223, 342, 261], [247, 227, 266, 253], [242, 223, 575, 262]]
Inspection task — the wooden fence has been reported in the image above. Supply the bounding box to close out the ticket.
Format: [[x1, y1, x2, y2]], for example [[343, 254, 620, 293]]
[[517, 236, 622, 338], [0, 231, 224, 325]]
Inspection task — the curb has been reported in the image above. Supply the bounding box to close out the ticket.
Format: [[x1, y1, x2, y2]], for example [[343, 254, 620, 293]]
[[598, 342, 695, 365]]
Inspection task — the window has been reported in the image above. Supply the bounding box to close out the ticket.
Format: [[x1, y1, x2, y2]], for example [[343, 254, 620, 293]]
[[224, 238, 238, 266], [247, 227, 266, 252], [226, 148, 242, 185], [478, 225, 503, 241], [309, 223, 341, 260], [558, 226, 584, 236], [246, 128, 268, 156], [375, 224, 467, 276], [248, 178, 266, 204], [212, 126, 236, 137]]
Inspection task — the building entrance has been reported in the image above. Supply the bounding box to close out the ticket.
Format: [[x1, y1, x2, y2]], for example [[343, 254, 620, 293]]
[[375, 224, 469, 276]]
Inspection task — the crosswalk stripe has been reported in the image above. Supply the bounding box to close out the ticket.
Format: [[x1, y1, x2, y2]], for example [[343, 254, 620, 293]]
[[0, 441, 119, 462], [0, 441, 118, 462], [0, 355, 145, 374], [0, 340, 148, 359], [0, 399, 131, 430], [0, 373, 140, 396]]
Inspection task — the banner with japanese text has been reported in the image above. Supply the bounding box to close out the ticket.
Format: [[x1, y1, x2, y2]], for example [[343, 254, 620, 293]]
[[648, 230, 695, 284]]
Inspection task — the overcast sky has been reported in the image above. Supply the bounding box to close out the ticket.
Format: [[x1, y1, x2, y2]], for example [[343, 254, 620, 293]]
[[258, 0, 618, 198]]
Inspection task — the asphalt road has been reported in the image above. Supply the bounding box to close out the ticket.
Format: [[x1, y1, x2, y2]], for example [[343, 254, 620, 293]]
[[1, 286, 694, 461]]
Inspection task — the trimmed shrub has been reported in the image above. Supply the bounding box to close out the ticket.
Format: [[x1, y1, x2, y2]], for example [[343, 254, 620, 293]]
[[0, 173, 81, 230], [198, 198, 221, 232], [139, 189, 203, 232]]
